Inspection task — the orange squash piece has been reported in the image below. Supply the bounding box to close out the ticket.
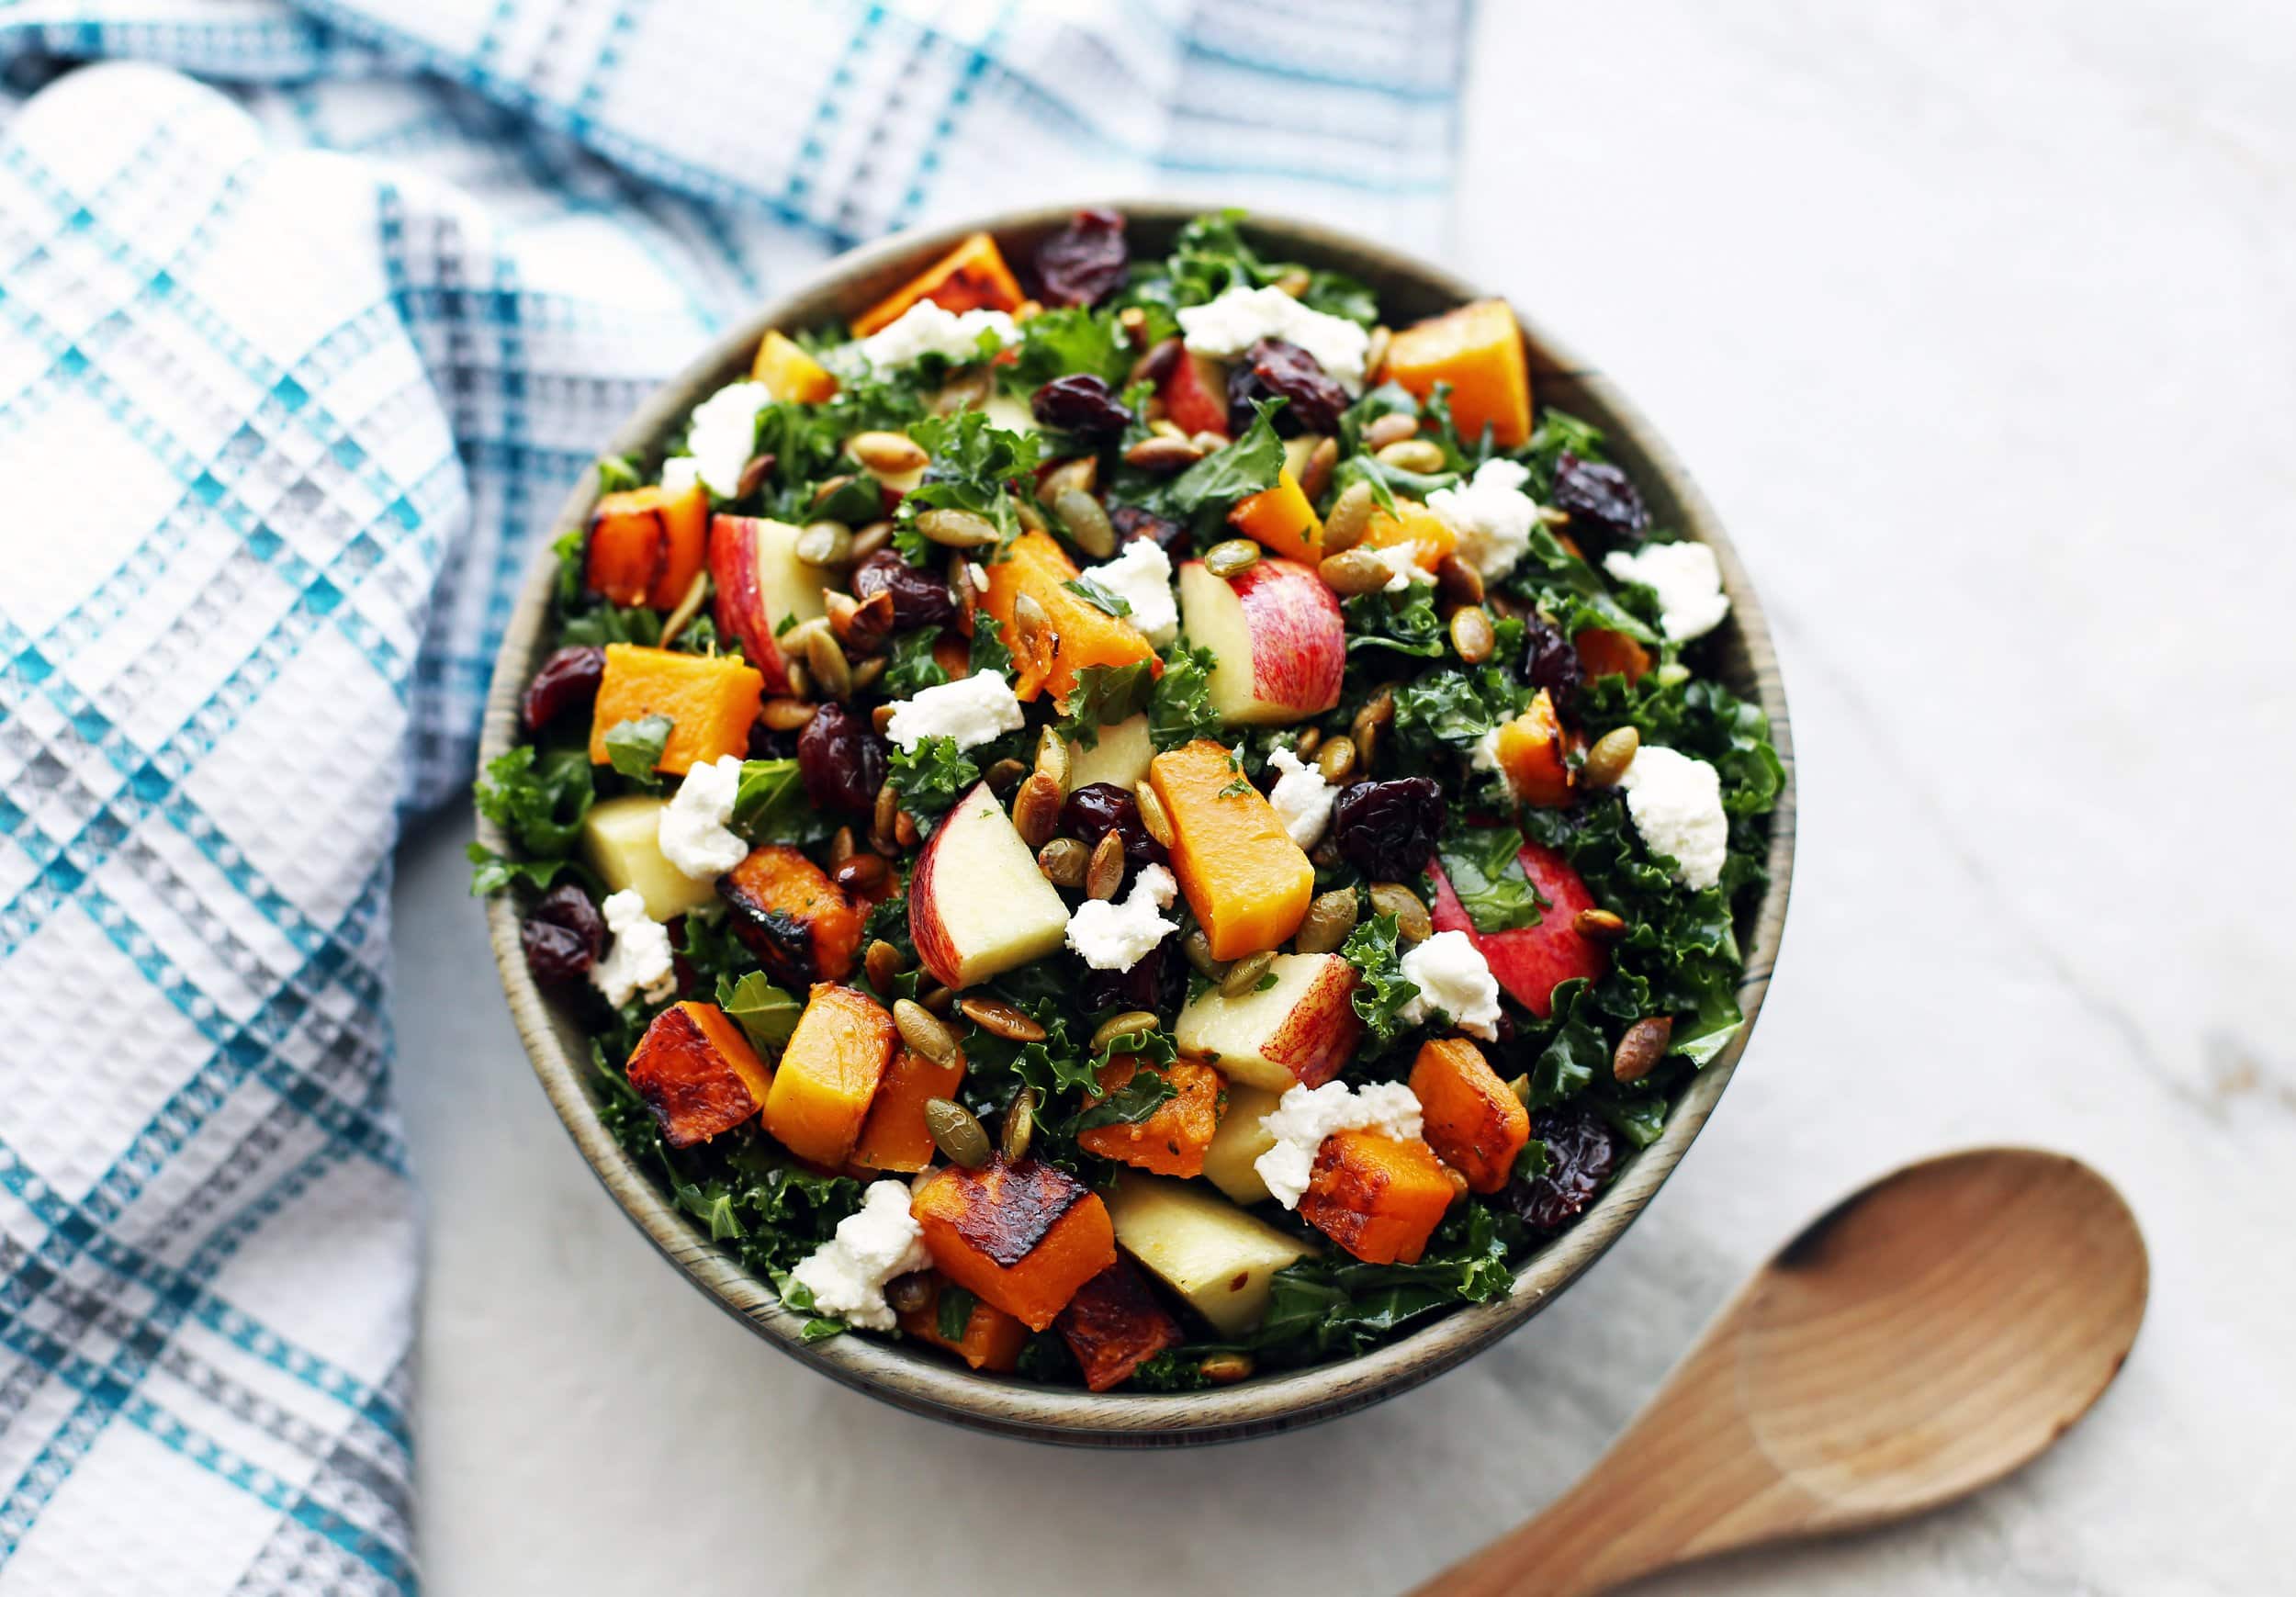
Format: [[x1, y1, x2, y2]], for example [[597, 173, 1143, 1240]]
[[1409, 1038, 1531, 1195], [1078, 1057, 1226, 1177], [586, 482, 709, 609], [1575, 627, 1653, 686], [625, 1001, 772, 1149], [588, 644, 763, 776], [897, 1275, 1030, 1373], [910, 1159, 1117, 1332], [850, 231, 1025, 338], [1491, 689, 1574, 809], [750, 329, 837, 403], [1149, 740, 1313, 961], [1229, 467, 1322, 562], [1299, 1130, 1457, 1265], [1359, 498, 1457, 572], [717, 845, 861, 985], [1055, 1260, 1182, 1392], [850, 1045, 965, 1174], [1380, 298, 1532, 449], [981, 528, 1160, 703], [761, 984, 896, 1168]]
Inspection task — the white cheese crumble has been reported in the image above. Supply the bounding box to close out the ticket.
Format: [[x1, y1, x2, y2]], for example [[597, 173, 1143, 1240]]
[[1616, 745, 1728, 891], [884, 669, 1026, 752], [1264, 747, 1334, 848], [1366, 540, 1437, 593], [1176, 285, 1371, 389], [1064, 863, 1180, 972], [1470, 726, 1508, 785], [1428, 458, 1538, 579], [788, 1180, 931, 1333], [1253, 1080, 1425, 1210], [657, 755, 749, 881], [591, 890, 678, 1008], [675, 380, 771, 499], [1399, 929, 1504, 1041], [658, 455, 703, 498], [852, 300, 1019, 373], [1087, 538, 1177, 647], [1603, 541, 1730, 642]]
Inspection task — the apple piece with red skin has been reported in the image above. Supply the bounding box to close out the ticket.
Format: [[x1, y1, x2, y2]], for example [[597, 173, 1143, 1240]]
[[1174, 952, 1362, 1094], [708, 514, 827, 695], [907, 781, 1073, 990], [1176, 557, 1345, 725], [1426, 841, 1608, 1019], [1159, 350, 1230, 438]]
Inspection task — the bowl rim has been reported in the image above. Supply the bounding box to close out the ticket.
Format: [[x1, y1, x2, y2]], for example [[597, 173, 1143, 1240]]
[[474, 199, 1796, 1447]]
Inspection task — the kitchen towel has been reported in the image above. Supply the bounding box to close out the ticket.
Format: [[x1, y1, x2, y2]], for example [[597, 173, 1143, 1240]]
[[0, 3, 1467, 1591]]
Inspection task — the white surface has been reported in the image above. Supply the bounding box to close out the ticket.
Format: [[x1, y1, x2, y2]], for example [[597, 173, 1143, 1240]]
[[389, 3, 2296, 1591]]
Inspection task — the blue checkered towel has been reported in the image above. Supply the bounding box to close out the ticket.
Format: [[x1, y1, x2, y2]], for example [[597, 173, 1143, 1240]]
[[0, 4, 1465, 1589]]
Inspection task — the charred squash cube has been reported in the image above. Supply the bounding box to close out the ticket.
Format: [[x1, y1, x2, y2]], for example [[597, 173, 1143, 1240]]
[[625, 1001, 772, 1148], [1077, 1057, 1226, 1178], [850, 1045, 966, 1175], [1055, 1259, 1183, 1392], [1409, 1037, 1531, 1195], [760, 984, 895, 1169], [717, 845, 861, 986], [911, 1159, 1117, 1332], [896, 1274, 1030, 1373], [1299, 1130, 1457, 1265]]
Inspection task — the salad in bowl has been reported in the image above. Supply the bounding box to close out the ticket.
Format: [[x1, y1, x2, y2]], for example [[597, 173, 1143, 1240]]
[[474, 208, 1784, 1400]]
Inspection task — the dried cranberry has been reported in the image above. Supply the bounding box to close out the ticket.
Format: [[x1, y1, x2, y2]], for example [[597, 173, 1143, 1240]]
[[521, 646, 604, 732], [850, 548, 955, 630], [1030, 375, 1133, 444], [1507, 1107, 1621, 1231], [1330, 777, 1445, 881], [748, 723, 799, 761], [1033, 208, 1130, 308], [1080, 943, 1177, 1014], [1109, 503, 1188, 557], [1225, 338, 1348, 436], [1549, 453, 1648, 545], [1061, 782, 1167, 871], [796, 702, 887, 815], [521, 883, 604, 984], [1523, 616, 1584, 706]]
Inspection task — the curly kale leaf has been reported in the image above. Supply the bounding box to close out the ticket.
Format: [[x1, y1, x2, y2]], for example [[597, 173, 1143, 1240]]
[[469, 745, 595, 893], [1340, 911, 1421, 1049], [1146, 644, 1224, 752], [1254, 1201, 1513, 1362]]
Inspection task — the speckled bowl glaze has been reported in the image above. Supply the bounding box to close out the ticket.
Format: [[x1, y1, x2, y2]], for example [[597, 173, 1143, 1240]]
[[476, 202, 1796, 1447]]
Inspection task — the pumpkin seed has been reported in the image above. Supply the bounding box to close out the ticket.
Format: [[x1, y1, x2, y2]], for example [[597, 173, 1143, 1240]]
[[1033, 725, 1072, 793], [850, 520, 895, 562], [894, 808, 919, 849], [917, 507, 999, 548], [1129, 335, 1181, 388], [810, 474, 859, 511], [1375, 438, 1446, 474], [1037, 455, 1097, 506], [804, 625, 851, 700], [1011, 771, 1063, 849], [923, 1097, 991, 1168], [872, 781, 899, 846], [1575, 907, 1627, 946], [1013, 496, 1049, 537], [735, 454, 773, 500], [1273, 266, 1312, 298], [828, 589, 894, 654], [1149, 418, 1187, 441], [1319, 547, 1391, 596], [872, 702, 896, 735], [827, 827, 857, 868], [1298, 435, 1339, 503], [1365, 325, 1392, 379], [1322, 480, 1375, 556], [1052, 489, 1117, 559], [1442, 1164, 1471, 1203], [1132, 780, 1175, 849], [1037, 837, 1089, 888], [1292, 726, 1322, 760], [1090, 1010, 1163, 1054], [760, 697, 816, 732], [1204, 538, 1261, 579], [1085, 829, 1126, 902], [1350, 690, 1392, 773], [895, 998, 962, 1068], [1187, 431, 1229, 455], [848, 430, 928, 475], [1449, 605, 1495, 665], [782, 659, 812, 700], [920, 984, 956, 1016], [1181, 928, 1227, 982], [933, 366, 992, 414], [1123, 434, 1205, 473], [1367, 882, 1431, 944], [864, 938, 907, 994], [985, 757, 1029, 797], [1294, 889, 1360, 955], [958, 995, 1047, 1043], [1362, 412, 1419, 451], [1582, 726, 1641, 789], [833, 853, 888, 895], [1613, 1016, 1673, 1085], [884, 1272, 933, 1315], [850, 655, 886, 692], [1012, 591, 1058, 675], [1314, 734, 1358, 785], [949, 549, 979, 631], [999, 1086, 1037, 1162], [1198, 1351, 1255, 1385], [657, 567, 712, 647], [1220, 949, 1277, 998], [1436, 553, 1485, 607]]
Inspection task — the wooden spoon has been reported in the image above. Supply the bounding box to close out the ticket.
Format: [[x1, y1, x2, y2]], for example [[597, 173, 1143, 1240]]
[[1419, 1148, 2146, 1596]]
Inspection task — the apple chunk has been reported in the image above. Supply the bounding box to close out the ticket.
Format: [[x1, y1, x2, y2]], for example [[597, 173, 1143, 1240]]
[[1427, 843, 1607, 1019], [1177, 557, 1344, 725], [709, 513, 827, 694], [1065, 713, 1154, 792], [1175, 951, 1361, 1093], [907, 782, 1072, 990], [1200, 1082, 1284, 1206], [1106, 1173, 1311, 1337], [581, 794, 718, 920]]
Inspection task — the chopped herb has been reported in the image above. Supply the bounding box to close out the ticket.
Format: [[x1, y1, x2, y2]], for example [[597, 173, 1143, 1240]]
[[1063, 574, 1132, 617]]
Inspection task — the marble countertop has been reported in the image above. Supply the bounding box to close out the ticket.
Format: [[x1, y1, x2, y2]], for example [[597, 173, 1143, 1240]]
[[388, 3, 2295, 1591]]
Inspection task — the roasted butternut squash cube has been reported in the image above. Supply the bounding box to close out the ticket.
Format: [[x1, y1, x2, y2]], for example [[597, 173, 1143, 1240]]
[[717, 845, 861, 986], [851, 231, 1025, 337], [1104, 1173, 1311, 1336], [1409, 1037, 1531, 1195], [1300, 1130, 1457, 1265], [911, 1159, 1117, 1332], [1359, 498, 1456, 572], [981, 529, 1159, 703], [750, 329, 838, 403], [897, 1275, 1030, 1373], [625, 1001, 771, 1149], [1229, 467, 1322, 562], [586, 482, 709, 610], [1055, 1259, 1183, 1392], [589, 644, 762, 775], [1491, 689, 1574, 809], [850, 1045, 964, 1174], [1575, 627, 1653, 686], [761, 984, 895, 1168], [1149, 740, 1313, 960], [1380, 298, 1532, 449], [1077, 1057, 1225, 1177]]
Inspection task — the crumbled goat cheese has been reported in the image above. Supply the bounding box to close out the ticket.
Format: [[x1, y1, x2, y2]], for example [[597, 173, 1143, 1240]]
[[884, 669, 1026, 752], [1428, 458, 1538, 579], [657, 755, 749, 881], [1366, 540, 1437, 593], [678, 381, 771, 499], [1471, 726, 1508, 783], [1616, 745, 1728, 891], [852, 300, 1019, 373], [1603, 541, 1730, 642], [788, 1180, 931, 1333], [1264, 747, 1334, 848], [1176, 285, 1371, 389], [1399, 929, 1504, 1041], [658, 455, 703, 498], [1088, 538, 1178, 646], [591, 890, 678, 1007], [1064, 863, 1180, 972], [1253, 1080, 1425, 1209]]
